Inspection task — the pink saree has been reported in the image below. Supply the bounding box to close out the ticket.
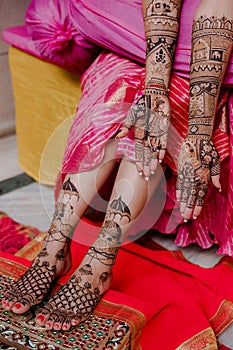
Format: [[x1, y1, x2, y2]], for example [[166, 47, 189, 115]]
[[58, 51, 233, 257]]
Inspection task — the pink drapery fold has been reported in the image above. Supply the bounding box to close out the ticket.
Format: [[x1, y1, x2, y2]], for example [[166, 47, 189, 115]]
[[68, 0, 233, 86]]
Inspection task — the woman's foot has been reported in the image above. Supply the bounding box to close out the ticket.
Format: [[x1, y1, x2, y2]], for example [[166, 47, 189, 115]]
[[2, 177, 81, 314], [35, 243, 114, 330], [1, 244, 72, 314]]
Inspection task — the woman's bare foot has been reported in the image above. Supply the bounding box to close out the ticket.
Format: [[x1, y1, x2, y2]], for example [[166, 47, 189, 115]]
[[1, 241, 72, 314], [2, 177, 81, 314], [35, 227, 118, 331], [35, 265, 112, 331]]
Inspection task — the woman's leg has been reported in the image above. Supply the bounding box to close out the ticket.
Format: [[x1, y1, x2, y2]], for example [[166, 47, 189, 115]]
[[35, 159, 164, 330], [1, 140, 118, 314]]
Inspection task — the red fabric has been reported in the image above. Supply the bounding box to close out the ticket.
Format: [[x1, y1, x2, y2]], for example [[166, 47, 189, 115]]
[[56, 219, 233, 349], [0, 212, 40, 254]]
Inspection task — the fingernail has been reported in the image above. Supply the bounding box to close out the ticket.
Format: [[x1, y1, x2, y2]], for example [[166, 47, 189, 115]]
[[184, 219, 188, 223], [145, 176, 149, 181], [150, 171, 155, 175], [138, 172, 143, 176], [176, 198, 180, 202], [219, 188, 222, 192], [159, 160, 162, 163], [193, 216, 197, 220]]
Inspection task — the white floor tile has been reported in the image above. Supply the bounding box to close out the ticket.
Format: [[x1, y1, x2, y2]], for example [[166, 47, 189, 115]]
[[0, 182, 54, 231], [0, 134, 23, 181]]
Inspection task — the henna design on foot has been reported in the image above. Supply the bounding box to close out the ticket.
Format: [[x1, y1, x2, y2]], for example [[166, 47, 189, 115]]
[[2, 261, 57, 313], [2, 177, 80, 314], [35, 196, 131, 330], [35, 273, 111, 331]]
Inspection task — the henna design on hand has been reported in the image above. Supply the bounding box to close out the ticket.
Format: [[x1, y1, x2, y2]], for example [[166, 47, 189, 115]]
[[123, 94, 171, 176], [177, 136, 220, 209], [147, 94, 171, 151]]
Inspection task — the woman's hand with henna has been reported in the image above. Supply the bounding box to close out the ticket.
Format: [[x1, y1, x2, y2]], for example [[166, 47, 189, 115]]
[[176, 136, 221, 221], [117, 93, 171, 179]]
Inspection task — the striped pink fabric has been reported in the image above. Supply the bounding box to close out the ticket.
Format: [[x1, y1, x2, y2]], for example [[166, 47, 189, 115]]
[[60, 52, 233, 256]]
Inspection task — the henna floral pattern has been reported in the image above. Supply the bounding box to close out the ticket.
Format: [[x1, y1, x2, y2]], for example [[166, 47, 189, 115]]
[[177, 136, 220, 208], [123, 94, 171, 175]]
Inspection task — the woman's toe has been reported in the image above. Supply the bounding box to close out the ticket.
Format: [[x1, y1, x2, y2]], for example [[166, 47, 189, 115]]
[[45, 318, 55, 330], [35, 313, 47, 326], [2, 293, 18, 310], [53, 322, 62, 331], [62, 322, 71, 331], [62, 312, 74, 330]]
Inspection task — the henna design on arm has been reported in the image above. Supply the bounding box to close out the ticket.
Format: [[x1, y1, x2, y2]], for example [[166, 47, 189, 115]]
[[141, 0, 182, 175], [177, 16, 233, 217], [119, 1, 182, 176], [143, 0, 182, 89]]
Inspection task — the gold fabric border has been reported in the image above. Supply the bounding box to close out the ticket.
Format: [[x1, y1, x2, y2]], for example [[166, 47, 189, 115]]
[[176, 327, 218, 350], [0, 257, 27, 278], [95, 299, 145, 350], [209, 299, 233, 336]]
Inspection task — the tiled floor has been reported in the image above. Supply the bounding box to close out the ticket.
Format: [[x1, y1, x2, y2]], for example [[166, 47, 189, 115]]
[[0, 134, 232, 347]]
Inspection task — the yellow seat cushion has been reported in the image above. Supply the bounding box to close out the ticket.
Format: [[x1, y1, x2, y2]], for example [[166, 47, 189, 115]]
[[9, 47, 82, 185]]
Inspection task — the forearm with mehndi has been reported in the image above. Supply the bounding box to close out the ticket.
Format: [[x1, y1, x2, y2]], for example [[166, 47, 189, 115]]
[[188, 16, 233, 139], [142, 0, 182, 93]]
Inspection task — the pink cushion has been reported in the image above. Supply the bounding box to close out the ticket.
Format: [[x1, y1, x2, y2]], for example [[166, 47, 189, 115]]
[[25, 0, 100, 73], [1, 25, 43, 59], [69, 0, 233, 86]]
